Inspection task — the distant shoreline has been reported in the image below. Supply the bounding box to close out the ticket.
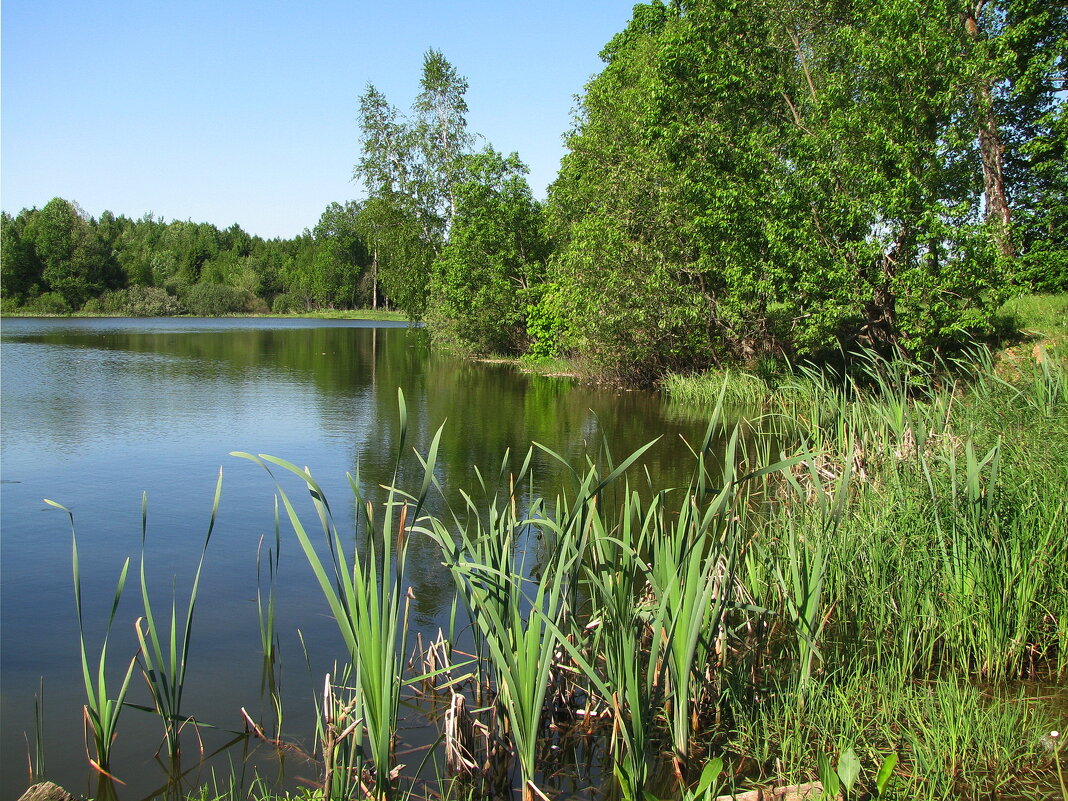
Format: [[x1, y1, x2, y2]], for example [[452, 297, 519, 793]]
[[0, 308, 410, 322]]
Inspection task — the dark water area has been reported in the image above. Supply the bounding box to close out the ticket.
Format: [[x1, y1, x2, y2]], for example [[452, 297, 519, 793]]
[[0, 317, 721, 800]]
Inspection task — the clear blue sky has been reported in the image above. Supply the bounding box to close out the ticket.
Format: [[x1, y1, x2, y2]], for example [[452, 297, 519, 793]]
[[1, 1, 636, 239]]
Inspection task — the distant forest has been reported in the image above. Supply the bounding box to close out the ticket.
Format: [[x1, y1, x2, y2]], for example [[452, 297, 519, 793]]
[[3, 0, 1065, 381], [2, 198, 383, 317]]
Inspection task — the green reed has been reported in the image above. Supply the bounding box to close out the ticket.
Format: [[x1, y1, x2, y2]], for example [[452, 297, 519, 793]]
[[134, 471, 222, 764], [422, 467, 574, 801], [46, 499, 137, 780], [318, 669, 365, 801], [256, 499, 282, 667], [577, 485, 660, 801], [28, 677, 46, 782], [1028, 347, 1068, 415], [663, 369, 770, 409], [253, 500, 284, 740], [647, 482, 739, 770], [425, 445, 537, 714], [235, 389, 439, 800]]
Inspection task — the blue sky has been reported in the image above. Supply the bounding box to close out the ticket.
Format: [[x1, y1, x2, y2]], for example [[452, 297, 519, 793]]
[[1, 1, 636, 239]]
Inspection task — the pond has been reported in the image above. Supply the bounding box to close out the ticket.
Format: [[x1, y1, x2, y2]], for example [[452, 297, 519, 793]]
[[0, 317, 720, 799]]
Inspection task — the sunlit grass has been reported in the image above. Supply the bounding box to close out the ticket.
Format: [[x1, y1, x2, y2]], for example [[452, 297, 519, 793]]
[[997, 292, 1068, 343]]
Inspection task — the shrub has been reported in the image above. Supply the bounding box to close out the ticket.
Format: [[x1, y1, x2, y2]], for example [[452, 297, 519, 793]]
[[121, 286, 184, 316], [271, 293, 305, 314], [75, 287, 184, 316], [29, 292, 71, 315], [182, 282, 247, 316], [244, 294, 270, 315], [524, 283, 566, 358], [79, 296, 106, 315], [83, 289, 128, 315]]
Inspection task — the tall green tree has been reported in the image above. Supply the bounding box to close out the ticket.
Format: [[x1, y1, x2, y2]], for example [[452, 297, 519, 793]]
[[1, 210, 43, 304], [544, 2, 719, 379], [309, 201, 369, 308], [414, 48, 474, 226], [23, 198, 116, 309], [354, 49, 475, 320], [545, 0, 1030, 379], [992, 0, 1068, 290], [353, 195, 432, 312], [428, 148, 547, 354]]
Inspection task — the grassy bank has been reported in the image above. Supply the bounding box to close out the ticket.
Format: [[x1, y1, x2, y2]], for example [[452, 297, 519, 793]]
[[999, 293, 1068, 343], [663, 293, 1068, 409], [38, 298, 1068, 801], [0, 308, 410, 322], [248, 309, 409, 322]]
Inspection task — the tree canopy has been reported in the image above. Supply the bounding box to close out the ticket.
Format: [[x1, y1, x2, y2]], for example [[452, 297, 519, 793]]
[[0, 199, 380, 316], [538, 0, 1066, 380]]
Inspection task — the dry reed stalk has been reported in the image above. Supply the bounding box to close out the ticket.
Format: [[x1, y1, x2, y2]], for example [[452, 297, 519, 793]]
[[443, 691, 478, 775]]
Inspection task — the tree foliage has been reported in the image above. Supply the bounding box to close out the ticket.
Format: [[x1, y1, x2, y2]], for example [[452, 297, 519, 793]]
[[353, 49, 474, 320], [994, 0, 1068, 291], [542, 0, 1064, 380], [23, 198, 120, 309], [427, 148, 547, 354], [0, 199, 379, 315]]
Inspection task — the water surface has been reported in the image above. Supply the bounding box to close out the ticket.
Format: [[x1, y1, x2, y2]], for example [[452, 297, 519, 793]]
[[0, 317, 715, 798]]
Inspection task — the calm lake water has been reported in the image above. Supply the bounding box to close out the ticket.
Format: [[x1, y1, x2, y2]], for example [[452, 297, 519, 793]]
[[0, 317, 719, 799]]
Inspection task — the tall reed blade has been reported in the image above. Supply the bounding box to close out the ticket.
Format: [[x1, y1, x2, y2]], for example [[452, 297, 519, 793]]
[[256, 497, 282, 668], [133, 468, 222, 763], [427, 512, 576, 801], [45, 499, 136, 780], [26, 677, 46, 782], [234, 389, 442, 800]]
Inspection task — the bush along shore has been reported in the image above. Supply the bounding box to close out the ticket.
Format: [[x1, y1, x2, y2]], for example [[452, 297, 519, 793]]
[[37, 330, 1068, 801]]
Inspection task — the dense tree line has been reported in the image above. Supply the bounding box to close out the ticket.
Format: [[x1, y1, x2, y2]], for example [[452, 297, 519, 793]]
[[4, 1, 1064, 381], [0, 198, 384, 316]]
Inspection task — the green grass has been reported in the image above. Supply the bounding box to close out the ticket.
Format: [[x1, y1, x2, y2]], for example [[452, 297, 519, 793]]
[[997, 293, 1068, 343], [253, 309, 409, 322], [515, 354, 580, 377]]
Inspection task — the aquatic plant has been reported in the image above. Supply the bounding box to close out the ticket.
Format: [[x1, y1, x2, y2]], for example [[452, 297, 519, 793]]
[[256, 499, 282, 668], [421, 465, 571, 801], [133, 472, 222, 764], [40, 327, 1068, 800], [45, 499, 137, 780], [234, 389, 441, 800], [27, 677, 46, 782]]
